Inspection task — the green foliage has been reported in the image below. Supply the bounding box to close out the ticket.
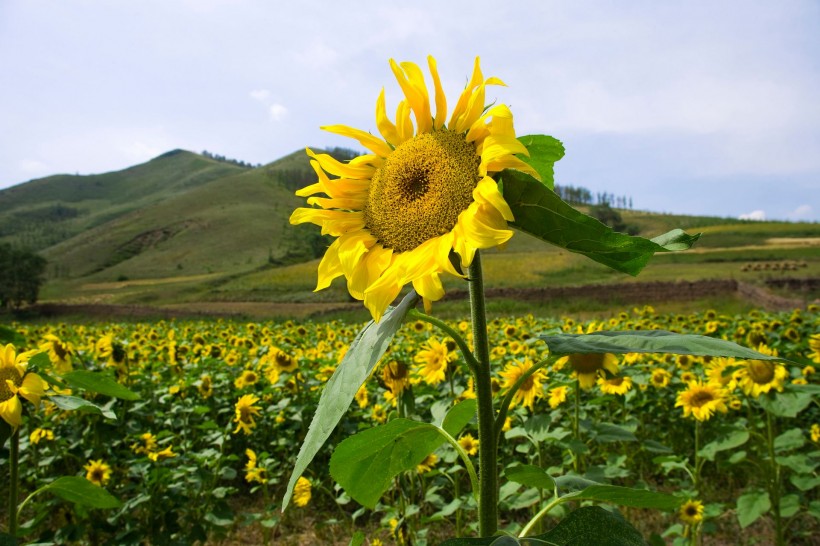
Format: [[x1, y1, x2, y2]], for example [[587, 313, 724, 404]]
[[0, 243, 47, 309], [35, 476, 122, 509]]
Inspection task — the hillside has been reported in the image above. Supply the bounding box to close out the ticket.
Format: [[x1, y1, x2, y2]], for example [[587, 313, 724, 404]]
[[0, 148, 816, 311]]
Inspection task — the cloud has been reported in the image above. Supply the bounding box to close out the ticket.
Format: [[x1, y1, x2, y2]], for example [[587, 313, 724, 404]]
[[249, 89, 270, 102], [786, 204, 813, 221], [739, 210, 766, 221], [269, 103, 288, 122], [18, 159, 48, 174]]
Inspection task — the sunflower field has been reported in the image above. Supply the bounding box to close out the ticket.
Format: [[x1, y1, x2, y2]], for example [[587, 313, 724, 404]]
[[0, 303, 817, 545]]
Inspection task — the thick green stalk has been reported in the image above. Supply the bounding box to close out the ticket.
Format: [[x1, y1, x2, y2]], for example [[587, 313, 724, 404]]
[[766, 411, 783, 546], [469, 252, 497, 537], [8, 429, 19, 537]]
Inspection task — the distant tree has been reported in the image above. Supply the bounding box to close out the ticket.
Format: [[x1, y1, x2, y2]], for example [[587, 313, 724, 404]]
[[589, 203, 639, 235], [0, 244, 47, 309]]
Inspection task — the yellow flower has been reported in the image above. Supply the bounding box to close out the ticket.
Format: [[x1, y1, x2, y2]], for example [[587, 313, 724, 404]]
[[245, 449, 268, 484], [675, 380, 728, 422], [148, 445, 177, 462], [198, 374, 213, 399], [84, 459, 112, 486], [414, 338, 453, 386], [810, 424, 820, 443], [39, 334, 73, 373], [499, 359, 546, 410], [809, 333, 820, 364], [290, 56, 538, 321], [548, 386, 570, 409], [679, 499, 704, 525], [649, 368, 672, 389], [458, 433, 479, 456], [736, 357, 788, 398], [416, 453, 439, 474], [0, 344, 47, 428], [382, 360, 410, 395], [558, 353, 620, 390], [234, 368, 260, 389], [355, 385, 369, 409], [293, 476, 312, 507], [233, 394, 262, 435], [29, 427, 54, 445], [131, 432, 158, 455], [371, 403, 387, 423], [598, 375, 633, 396]]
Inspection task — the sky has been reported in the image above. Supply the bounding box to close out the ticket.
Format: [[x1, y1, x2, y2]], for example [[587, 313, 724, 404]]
[[1, 0, 819, 221]]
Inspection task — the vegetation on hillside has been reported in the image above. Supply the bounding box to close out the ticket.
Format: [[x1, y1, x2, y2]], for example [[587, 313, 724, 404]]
[[0, 243, 47, 309]]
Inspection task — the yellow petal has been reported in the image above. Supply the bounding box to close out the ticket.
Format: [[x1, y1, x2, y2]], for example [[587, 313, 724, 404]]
[[0, 396, 22, 428], [347, 244, 392, 299], [483, 155, 540, 179], [321, 125, 393, 158], [306, 195, 367, 210], [391, 59, 431, 135], [395, 100, 414, 144], [455, 83, 486, 133], [376, 88, 400, 147], [412, 272, 445, 303], [363, 271, 402, 323], [337, 232, 375, 277], [289, 209, 365, 237], [316, 240, 343, 292], [427, 56, 447, 129], [306, 149, 376, 179], [473, 177, 514, 222], [20, 373, 46, 406]]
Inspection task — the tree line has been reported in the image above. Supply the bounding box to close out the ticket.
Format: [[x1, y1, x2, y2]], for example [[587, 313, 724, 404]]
[[0, 243, 47, 310], [200, 150, 261, 169], [554, 184, 633, 209]]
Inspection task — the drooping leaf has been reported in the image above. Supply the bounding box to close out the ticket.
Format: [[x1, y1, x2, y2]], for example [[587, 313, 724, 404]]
[[737, 490, 771, 528], [592, 423, 637, 443], [563, 484, 682, 511], [329, 418, 445, 509], [281, 291, 418, 510], [758, 387, 814, 417], [49, 395, 116, 420], [500, 169, 699, 275], [774, 428, 805, 453], [539, 330, 793, 362], [516, 134, 565, 190], [698, 429, 750, 462], [41, 476, 121, 508], [441, 399, 477, 437], [780, 494, 800, 518], [348, 531, 365, 546], [506, 464, 556, 491], [62, 370, 140, 400]]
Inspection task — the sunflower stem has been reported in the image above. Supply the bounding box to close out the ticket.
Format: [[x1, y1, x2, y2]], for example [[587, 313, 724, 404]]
[[468, 252, 497, 538], [8, 428, 19, 537]]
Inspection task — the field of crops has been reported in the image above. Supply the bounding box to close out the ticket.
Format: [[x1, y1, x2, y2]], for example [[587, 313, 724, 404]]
[[1, 304, 819, 545]]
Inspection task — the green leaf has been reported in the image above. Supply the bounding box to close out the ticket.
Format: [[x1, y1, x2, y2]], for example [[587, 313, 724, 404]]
[[737, 490, 771, 528], [41, 476, 121, 509], [62, 370, 140, 400], [27, 351, 51, 370], [0, 532, 17, 546], [698, 430, 750, 462], [441, 399, 476, 437], [780, 494, 800, 518], [49, 395, 116, 420], [774, 428, 805, 453], [506, 464, 556, 491], [281, 290, 418, 511], [775, 454, 817, 474], [539, 330, 792, 362], [0, 325, 24, 345], [500, 169, 699, 275], [592, 423, 637, 443], [758, 389, 814, 417], [348, 532, 365, 546], [329, 418, 445, 509], [516, 134, 565, 190], [790, 474, 820, 492], [564, 484, 682, 510]]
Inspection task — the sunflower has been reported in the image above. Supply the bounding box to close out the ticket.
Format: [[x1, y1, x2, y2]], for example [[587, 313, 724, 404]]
[[245, 449, 268, 484], [598, 375, 633, 396], [499, 359, 546, 410], [734, 346, 788, 398], [458, 433, 479, 456], [679, 499, 705, 525], [810, 334, 820, 364], [557, 353, 620, 390], [811, 424, 820, 443], [675, 380, 728, 422], [0, 344, 47, 428], [382, 360, 410, 395], [548, 386, 570, 409], [416, 453, 439, 474], [290, 56, 538, 321], [84, 459, 112, 487], [233, 394, 262, 435], [234, 369, 260, 389], [39, 334, 73, 373], [649, 368, 672, 389], [131, 432, 158, 455], [148, 445, 177, 462], [414, 337, 453, 386], [293, 476, 312, 507], [29, 427, 54, 445]]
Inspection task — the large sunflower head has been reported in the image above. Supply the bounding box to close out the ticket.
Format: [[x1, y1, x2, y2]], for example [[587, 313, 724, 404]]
[[290, 56, 538, 321], [675, 379, 729, 422]]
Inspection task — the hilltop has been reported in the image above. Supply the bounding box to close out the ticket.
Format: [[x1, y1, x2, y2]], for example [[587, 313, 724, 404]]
[[1, 150, 817, 317]]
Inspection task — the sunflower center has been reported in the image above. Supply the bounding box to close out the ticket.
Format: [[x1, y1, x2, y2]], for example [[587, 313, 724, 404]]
[[748, 360, 775, 384], [570, 354, 605, 374], [689, 389, 716, 408], [0, 368, 21, 402], [364, 129, 480, 253]]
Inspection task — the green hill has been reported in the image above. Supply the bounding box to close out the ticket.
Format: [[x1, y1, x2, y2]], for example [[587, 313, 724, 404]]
[[1, 148, 816, 310]]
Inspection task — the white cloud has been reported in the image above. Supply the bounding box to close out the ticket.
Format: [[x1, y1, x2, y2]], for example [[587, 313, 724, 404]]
[[786, 204, 813, 221], [249, 89, 270, 102], [269, 103, 288, 122], [18, 159, 48, 174], [739, 210, 766, 221]]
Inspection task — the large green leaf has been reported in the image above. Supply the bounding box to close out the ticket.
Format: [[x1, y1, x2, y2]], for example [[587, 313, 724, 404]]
[[439, 506, 645, 545], [737, 490, 771, 528], [758, 386, 815, 417], [49, 395, 116, 420], [506, 464, 556, 492], [41, 476, 121, 509], [329, 418, 445, 508], [564, 484, 682, 510], [0, 325, 24, 345], [63, 370, 140, 400], [516, 134, 565, 190], [698, 429, 750, 461], [441, 399, 477, 437], [539, 330, 793, 362], [281, 291, 418, 510], [500, 169, 699, 275]]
